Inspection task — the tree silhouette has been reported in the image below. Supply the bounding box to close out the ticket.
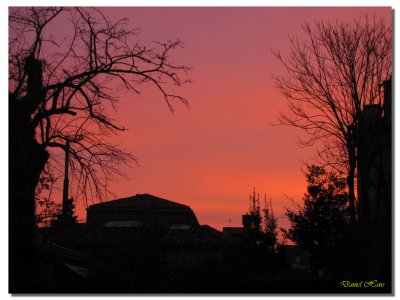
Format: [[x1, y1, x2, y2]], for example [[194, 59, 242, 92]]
[[34, 163, 61, 226], [262, 197, 278, 252], [9, 7, 189, 292], [246, 189, 278, 252], [273, 16, 392, 222], [283, 165, 351, 275]]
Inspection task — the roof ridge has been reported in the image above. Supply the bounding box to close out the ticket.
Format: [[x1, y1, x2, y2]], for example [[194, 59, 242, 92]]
[[87, 193, 190, 209]]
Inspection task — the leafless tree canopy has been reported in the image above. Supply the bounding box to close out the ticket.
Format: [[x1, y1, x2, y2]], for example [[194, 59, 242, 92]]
[[9, 7, 190, 206], [273, 16, 391, 221], [274, 17, 391, 151], [274, 16, 391, 169]]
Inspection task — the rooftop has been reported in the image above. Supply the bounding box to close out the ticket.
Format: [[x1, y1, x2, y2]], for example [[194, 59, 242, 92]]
[[87, 193, 191, 211], [86, 193, 200, 227]]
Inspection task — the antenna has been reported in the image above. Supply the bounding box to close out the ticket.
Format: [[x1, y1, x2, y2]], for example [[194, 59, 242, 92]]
[[270, 197, 273, 214], [264, 194, 267, 211], [249, 194, 252, 212], [253, 187, 256, 211]]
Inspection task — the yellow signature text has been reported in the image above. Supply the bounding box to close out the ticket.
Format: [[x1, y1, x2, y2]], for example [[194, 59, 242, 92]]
[[340, 280, 385, 288]]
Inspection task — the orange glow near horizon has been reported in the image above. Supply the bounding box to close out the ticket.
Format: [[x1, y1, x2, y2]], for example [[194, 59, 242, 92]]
[[38, 7, 392, 233]]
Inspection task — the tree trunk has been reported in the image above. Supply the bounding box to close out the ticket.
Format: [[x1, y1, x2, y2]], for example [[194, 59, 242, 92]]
[[347, 144, 357, 224], [9, 94, 49, 292], [9, 56, 48, 293]]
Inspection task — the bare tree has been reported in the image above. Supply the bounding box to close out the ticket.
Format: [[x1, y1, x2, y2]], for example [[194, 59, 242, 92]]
[[273, 16, 392, 222], [9, 7, 190, 291]]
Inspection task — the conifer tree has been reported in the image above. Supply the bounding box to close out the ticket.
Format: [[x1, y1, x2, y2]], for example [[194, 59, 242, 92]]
[[247, 188, 278, 251], [262, 195, 278, 252]]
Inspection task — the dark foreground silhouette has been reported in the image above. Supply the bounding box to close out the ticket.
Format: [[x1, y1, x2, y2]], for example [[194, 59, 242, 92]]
[[30, 225, 391, 294], [9, 193, 392, 294]]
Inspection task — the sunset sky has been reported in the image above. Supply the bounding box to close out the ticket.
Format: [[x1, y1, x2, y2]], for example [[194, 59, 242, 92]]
[[40, 7, 392, 232]]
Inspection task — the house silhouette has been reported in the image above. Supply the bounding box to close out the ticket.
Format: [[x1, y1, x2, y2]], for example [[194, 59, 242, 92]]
[[86, 193, 199, 231]]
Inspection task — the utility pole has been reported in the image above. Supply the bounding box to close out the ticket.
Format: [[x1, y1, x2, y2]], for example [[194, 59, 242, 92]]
[[62, 138, 70, 216]]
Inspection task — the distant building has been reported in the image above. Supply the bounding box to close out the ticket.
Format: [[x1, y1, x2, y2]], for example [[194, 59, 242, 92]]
[[36, 193, 243, 291], [223, 189, 264, 238], [85, 193, 238, 276], [222, 227, 244, 238], [222, 213, 259, 239], [86, 193, 199, 231], [356, 77, 392, 228], [355, 77, 392, 279]]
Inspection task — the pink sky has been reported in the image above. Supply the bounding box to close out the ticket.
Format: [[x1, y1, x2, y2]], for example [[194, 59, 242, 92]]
[[44, 7, 392, 232]]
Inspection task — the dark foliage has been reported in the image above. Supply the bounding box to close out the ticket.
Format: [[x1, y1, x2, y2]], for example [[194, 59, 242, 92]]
[[283, 165, 351, 275]]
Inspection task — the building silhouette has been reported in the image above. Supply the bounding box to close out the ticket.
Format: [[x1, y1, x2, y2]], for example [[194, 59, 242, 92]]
[[86, 193, 199, 230], [355, 77, 392, 279], [33, 193, 242, 291], [356, 77, 391, 227]]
